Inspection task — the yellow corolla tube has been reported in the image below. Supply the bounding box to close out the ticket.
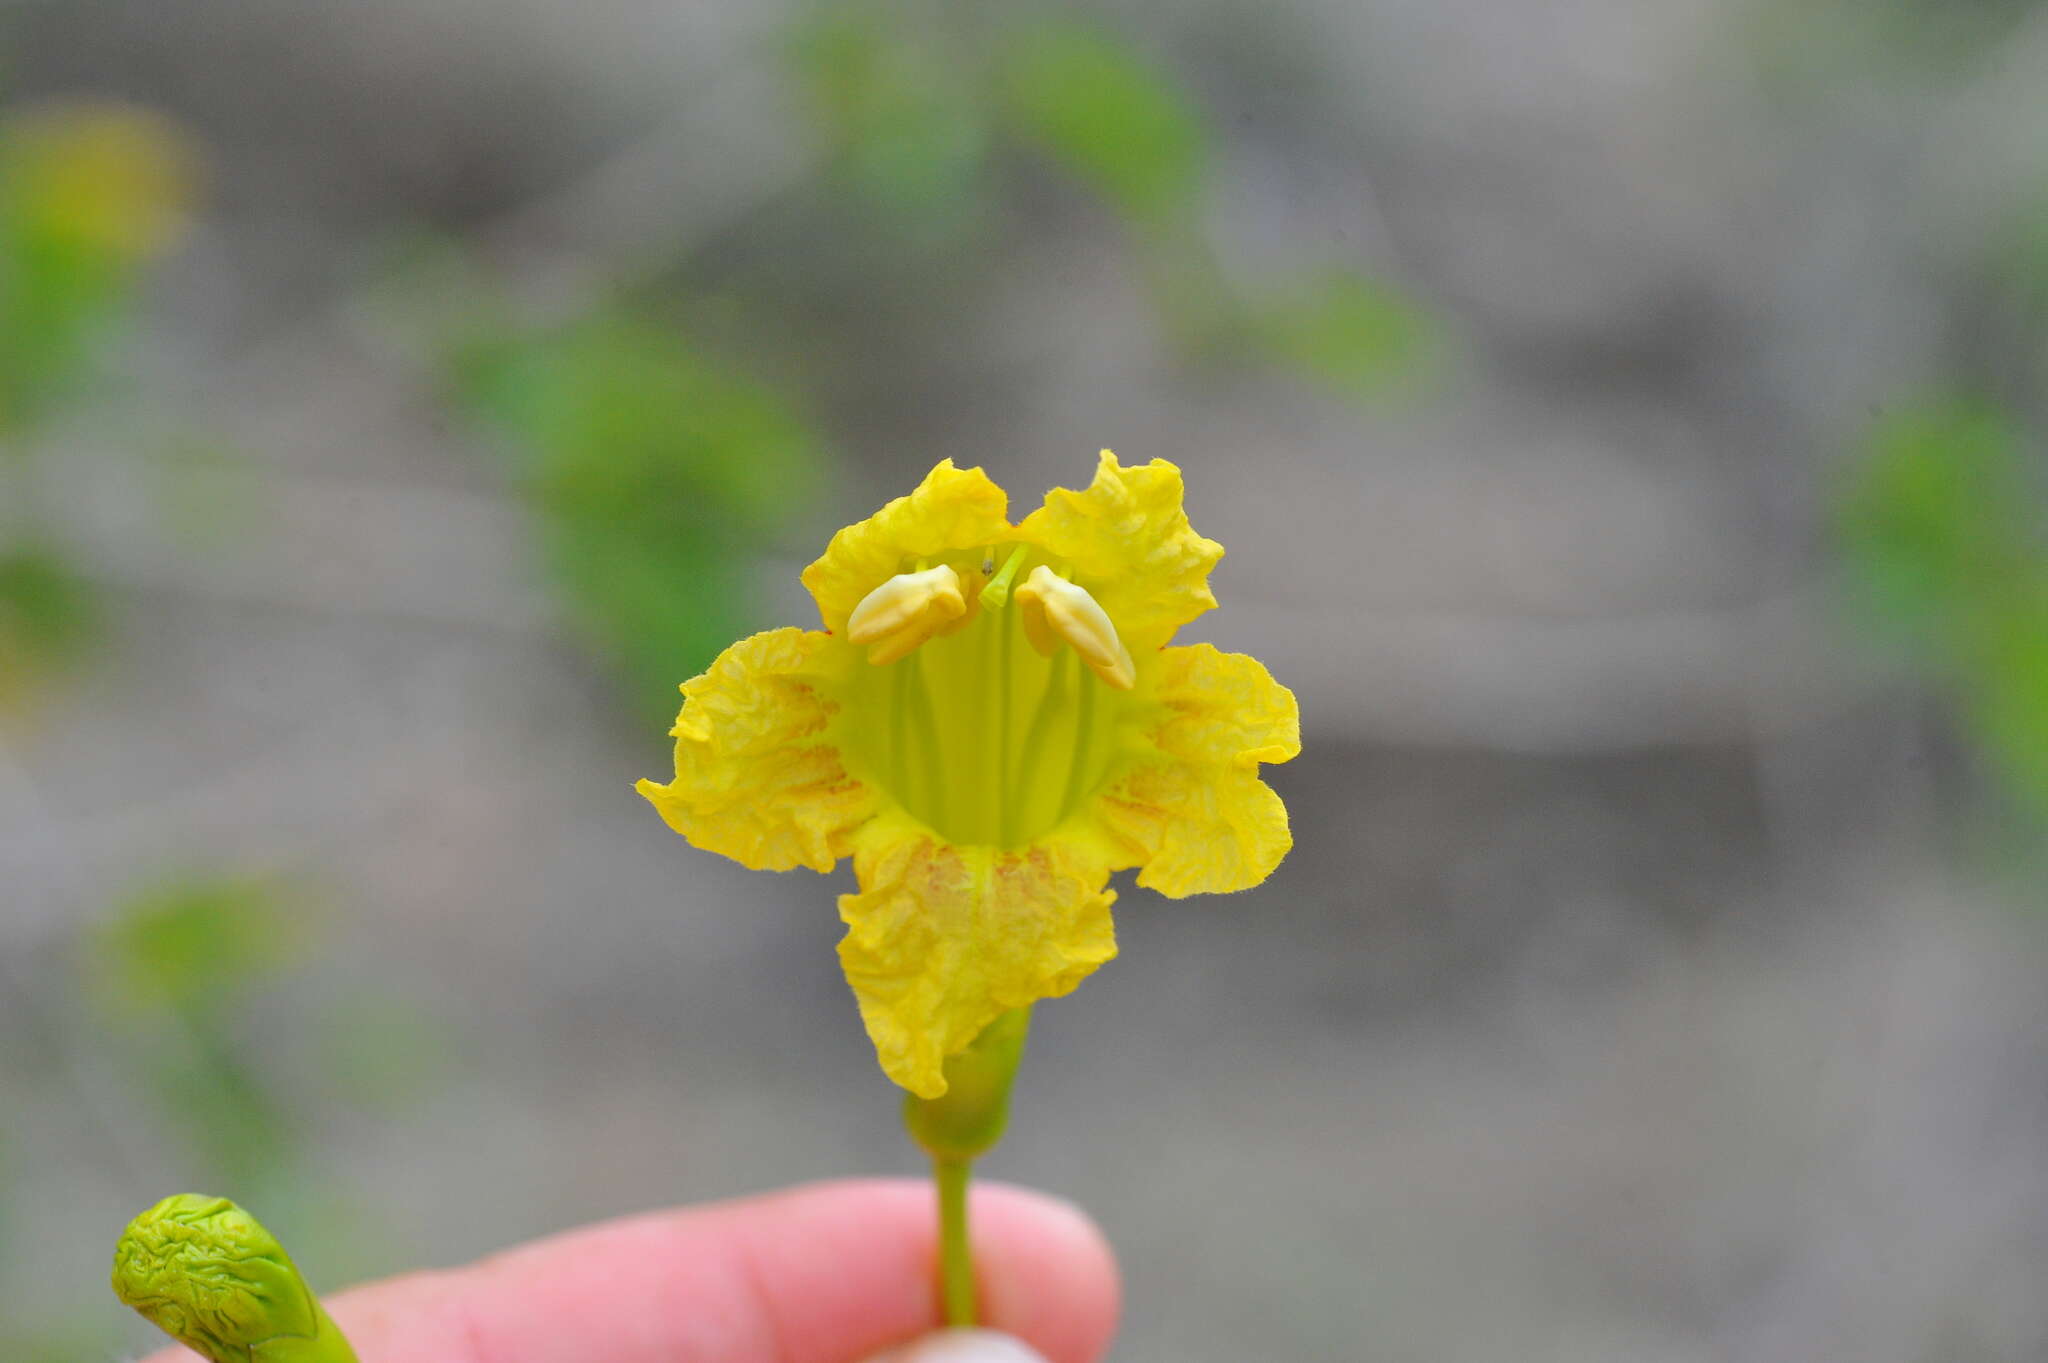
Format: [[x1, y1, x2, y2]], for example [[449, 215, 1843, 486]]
[[637, 451, 1300, 1100]]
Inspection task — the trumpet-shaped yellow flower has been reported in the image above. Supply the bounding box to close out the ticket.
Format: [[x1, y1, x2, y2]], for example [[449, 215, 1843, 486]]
[[638, 452, 1298, 1096]]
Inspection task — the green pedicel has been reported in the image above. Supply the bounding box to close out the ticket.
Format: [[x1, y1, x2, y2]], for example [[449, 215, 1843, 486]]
[[903, 1008, 1031, 1327]]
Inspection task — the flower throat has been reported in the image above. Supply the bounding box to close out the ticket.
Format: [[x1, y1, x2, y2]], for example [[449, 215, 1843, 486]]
[[842, 549, 1133, 849]]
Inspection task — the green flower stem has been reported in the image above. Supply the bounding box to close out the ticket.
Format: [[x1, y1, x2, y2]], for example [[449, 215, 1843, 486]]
[[932, 1156, 976, 1327], [902, 1008, 1031, 1329], [111, 1194, 358, 1363]]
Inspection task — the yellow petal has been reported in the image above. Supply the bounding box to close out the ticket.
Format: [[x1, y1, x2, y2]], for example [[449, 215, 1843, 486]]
[[802, 461, 1013, 637], [1146, 641, 1301, 768], [1093, 643, 1299, 896], [1015, 450, 1223, 653], [837, 813, 1118, 1097], [635, 628, 877, 873], [1098, 763, 1291, 897]]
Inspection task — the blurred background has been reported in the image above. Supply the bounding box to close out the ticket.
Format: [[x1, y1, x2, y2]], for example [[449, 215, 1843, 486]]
[[6, 1, 2048, 1359]]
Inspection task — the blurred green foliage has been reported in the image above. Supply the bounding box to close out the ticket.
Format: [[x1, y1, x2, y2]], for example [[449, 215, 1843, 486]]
[[786, 8, 989, 227], [84, 876, 310, 1195], [1806, 0, 2048, 836], [451, 309, 823, 718], [1000, 19, 1206, 229], [0, 101, 195, 708], [0, 543, 97, 704], [84, 869, 447, 1165], [89, 876, 306, 1023], [0, 101, 193, 433], [1988, 184, 2048, 353], [1254, 269, 1439, 401], [1840, 399, 2048, 819], [782, 5, 1436, 397]]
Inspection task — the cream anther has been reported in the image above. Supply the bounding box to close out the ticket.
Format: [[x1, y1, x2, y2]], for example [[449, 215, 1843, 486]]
[[848, 565, 967, 664], [1014, 566, 1136, 690]]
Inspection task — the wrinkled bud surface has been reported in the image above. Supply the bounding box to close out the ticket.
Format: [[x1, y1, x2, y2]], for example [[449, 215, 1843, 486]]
[[111, 1194, 352, 1362]]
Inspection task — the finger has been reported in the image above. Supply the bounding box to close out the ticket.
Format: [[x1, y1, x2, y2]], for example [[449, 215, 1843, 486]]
[[137, 1178, 1118, 1363]]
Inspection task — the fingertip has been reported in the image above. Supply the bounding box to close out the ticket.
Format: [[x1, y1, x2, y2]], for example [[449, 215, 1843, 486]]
[[970, 1183, 1121, 1363], [720, 1177, 1120, 1363]]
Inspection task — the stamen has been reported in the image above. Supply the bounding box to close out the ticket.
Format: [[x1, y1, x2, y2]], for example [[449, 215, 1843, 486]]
[[995, 590, 1015, 842], [866, 618, 936, 666], [848, 565, 967, 663], [933, 569, 985, 639], [1013, 566, 1136, 690]]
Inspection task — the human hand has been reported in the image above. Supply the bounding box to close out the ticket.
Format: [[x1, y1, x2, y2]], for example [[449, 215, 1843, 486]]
[[134, 1179, 1118, 1363]]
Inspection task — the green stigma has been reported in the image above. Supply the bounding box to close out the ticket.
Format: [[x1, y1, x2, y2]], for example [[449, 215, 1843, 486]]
[[111, 1194, 359, 1363], [977, 544, 1033, 610]]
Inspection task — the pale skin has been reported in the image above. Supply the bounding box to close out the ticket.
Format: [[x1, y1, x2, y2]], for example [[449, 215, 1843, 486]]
[[136, 1181, 1119, 1363]]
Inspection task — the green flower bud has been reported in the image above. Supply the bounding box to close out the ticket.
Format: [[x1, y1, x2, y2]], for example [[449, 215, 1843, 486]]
[[111, 1194, 357, 1363]]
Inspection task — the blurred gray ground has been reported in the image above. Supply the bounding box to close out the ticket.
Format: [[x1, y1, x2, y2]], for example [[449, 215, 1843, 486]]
[[11, 1, 2048, 1360]]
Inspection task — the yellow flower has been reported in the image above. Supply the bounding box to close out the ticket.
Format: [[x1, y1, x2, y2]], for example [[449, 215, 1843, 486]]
[[1, 102, 197, 260], [637, 452, 1299, 1096]]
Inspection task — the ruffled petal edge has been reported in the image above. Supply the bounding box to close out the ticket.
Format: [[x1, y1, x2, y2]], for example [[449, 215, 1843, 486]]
[[801, 460, 1014, 637], [1015, 450, 1224, 653], [1089, 642, 1298, 896], [635, 627, 878, 873], [837, 812, 1118, 1096]]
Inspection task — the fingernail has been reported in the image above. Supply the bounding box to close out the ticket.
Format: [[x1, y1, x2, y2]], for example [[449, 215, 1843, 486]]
[[861, 1328, 1052, 1363]]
